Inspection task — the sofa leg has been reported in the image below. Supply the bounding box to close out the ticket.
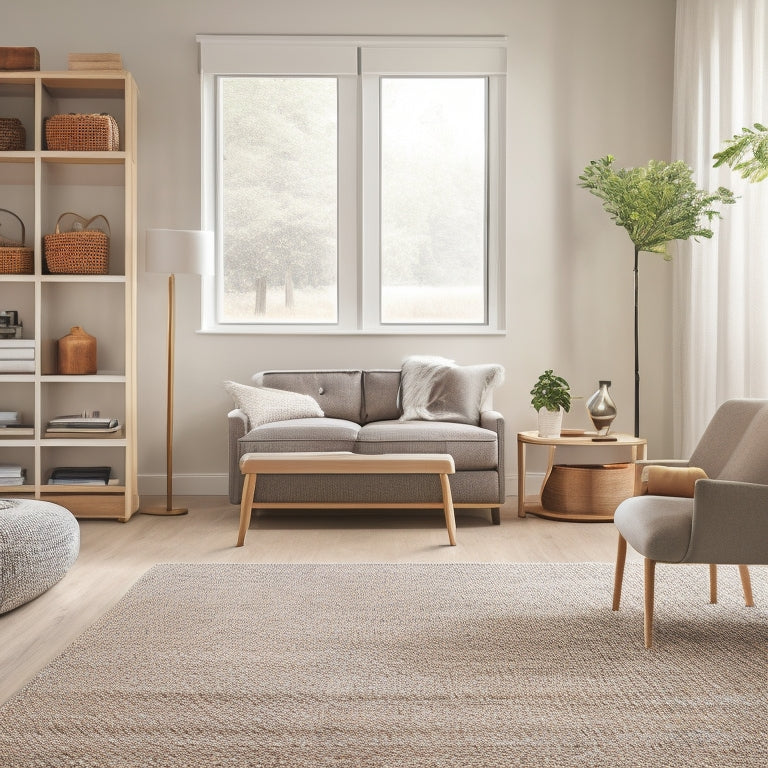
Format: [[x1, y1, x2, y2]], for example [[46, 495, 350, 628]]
[[491, 507, 500, 525]]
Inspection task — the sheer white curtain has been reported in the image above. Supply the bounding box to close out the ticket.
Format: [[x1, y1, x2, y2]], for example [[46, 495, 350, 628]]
[[672, 0, 768, 456]]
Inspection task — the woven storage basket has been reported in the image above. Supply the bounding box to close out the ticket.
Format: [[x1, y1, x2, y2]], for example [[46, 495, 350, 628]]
[[0, 208, 33, 274], [43, 212, 110, 275], [45, 113, 119, 151], [0, 118, 25, 151], [541, 463, 635, 518]]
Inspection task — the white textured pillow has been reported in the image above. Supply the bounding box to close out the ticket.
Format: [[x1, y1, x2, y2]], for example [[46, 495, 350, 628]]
[[224, 380, 324, 428], [399, 355, 505, 425]]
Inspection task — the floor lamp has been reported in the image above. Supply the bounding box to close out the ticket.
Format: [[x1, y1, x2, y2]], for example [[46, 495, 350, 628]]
[[143, 229, 214, 515]]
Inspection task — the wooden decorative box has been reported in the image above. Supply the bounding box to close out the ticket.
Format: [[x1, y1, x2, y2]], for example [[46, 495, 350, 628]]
[[0, 47, 40, 71]]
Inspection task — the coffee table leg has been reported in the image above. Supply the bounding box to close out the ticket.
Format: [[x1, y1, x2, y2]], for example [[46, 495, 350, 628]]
[[237, 473, 257, 547], [440, 473, 457, 546]]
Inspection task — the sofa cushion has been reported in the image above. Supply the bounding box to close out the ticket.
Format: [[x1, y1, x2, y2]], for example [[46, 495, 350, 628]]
[[224, 380, 324, 428], [239, 417, 361, 454], [362, 369, 402, 423], [355, 420, 498, 470], [253, 370, 363, 423], [399, 355, 505, 425]]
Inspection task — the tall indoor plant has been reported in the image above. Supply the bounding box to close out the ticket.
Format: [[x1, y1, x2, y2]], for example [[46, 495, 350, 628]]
[[578, 156, 735, 437], [714, 122, 768, 182]]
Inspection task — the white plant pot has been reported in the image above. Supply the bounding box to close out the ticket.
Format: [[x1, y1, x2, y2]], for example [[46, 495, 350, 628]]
[[537, 407, 563, 438]]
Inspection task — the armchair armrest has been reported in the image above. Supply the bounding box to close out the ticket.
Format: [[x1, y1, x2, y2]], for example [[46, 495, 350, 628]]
[[685, 479, 768, 564]]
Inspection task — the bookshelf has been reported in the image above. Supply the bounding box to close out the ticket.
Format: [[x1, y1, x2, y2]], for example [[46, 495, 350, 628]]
[[0, 71, 138, 520]]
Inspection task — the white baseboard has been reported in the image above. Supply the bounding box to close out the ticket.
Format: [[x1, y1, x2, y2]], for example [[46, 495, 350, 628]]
[[139, 473, 538, 499]]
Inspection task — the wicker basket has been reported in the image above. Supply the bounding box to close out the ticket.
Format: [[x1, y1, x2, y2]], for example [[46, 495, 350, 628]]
[[43, 212, 110, 275], [541, 463, 635, 518], [45, 113, 119, 151], [0, 208, 33, 274], [0, 118, 25, 151]]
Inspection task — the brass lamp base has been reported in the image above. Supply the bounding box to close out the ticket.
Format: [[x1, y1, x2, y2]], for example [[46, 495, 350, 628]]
[[141, 505, 188, 516]]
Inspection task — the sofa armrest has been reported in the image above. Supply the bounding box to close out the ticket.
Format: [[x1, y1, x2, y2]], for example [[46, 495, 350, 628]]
[[686, 479, 768, 564], [228, 409, 248, 504], [480, 409, 505, 503]]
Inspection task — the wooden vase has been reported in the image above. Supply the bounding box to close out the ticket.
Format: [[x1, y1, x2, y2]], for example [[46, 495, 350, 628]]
[[57, 326, 97, 375]]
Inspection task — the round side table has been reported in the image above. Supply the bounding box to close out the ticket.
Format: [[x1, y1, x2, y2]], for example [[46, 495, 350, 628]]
[[517, 430, 647, 522]]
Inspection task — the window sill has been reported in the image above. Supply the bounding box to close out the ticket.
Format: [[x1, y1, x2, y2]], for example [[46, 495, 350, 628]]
[[197, 325, 506, 337]]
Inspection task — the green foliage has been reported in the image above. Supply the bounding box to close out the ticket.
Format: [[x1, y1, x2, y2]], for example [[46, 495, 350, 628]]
[[530, 370, 571, 413], [713, 123, 768, 183], [579, 156, 736, 257]]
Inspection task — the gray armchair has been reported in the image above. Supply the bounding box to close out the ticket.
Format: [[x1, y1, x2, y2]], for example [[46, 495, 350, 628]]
[[612, 399, 768, 647]]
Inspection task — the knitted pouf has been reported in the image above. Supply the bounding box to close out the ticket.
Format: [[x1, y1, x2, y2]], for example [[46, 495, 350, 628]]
[[0, 499, 80, 614]]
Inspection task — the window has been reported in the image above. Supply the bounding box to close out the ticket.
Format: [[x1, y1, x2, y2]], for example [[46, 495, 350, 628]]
[[199, 36, 506, 333]]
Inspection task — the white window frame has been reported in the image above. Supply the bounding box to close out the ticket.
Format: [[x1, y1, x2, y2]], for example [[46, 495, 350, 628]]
[[198, 35, 507, 335]]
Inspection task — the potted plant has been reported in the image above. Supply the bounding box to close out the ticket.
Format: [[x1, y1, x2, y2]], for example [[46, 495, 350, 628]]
[[530, 369, 571, 437], [578, 156, 735, 437]]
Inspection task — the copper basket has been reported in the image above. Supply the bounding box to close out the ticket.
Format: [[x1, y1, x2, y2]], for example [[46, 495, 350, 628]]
[[43, 212, 110, 275], [0, 208, 33, 274], [0, 118, 25, 151], [45, 113, 119, 151]]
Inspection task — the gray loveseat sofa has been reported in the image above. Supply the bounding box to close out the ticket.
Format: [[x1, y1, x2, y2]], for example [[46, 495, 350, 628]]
[[227, 366, 505, 524]]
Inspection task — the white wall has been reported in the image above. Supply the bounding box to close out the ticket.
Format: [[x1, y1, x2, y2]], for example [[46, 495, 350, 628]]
[[7, 0, 677, 495]]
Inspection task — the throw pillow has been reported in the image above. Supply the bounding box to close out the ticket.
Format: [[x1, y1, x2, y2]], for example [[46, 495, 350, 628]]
[[646, 465, 708, 498], [223, 380, 324, 428], [398, 355, 505, 425]]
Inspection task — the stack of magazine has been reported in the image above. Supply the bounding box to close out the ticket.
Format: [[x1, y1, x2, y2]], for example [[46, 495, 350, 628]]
[[0, 410, 34, 436], [48, 466, 113, 486], [0, 463, 25, 486], [45, 414, 121, 436], [0, 339, 35, 374]]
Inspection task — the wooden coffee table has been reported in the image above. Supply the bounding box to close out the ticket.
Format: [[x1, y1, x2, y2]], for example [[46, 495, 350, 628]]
[[237, 451, 457, 546]]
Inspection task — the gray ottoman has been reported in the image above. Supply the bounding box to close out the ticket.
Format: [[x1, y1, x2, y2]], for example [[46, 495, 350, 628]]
[[0, 499, 80, 615]]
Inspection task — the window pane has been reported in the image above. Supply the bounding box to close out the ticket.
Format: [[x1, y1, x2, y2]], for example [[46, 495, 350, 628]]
[[380, 78, 487, 324], [219, 77, 338, 323]]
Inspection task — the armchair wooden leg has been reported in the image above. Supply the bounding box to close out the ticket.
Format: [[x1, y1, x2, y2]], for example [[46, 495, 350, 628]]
[[644, 558, 656, 649], [738, 565, 755, 607], [612, 534, 627, 611], [709, 563, 718, 604]]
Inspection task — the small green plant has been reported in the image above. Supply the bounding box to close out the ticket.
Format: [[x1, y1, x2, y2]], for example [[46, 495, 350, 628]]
[[713, 123, 768, 183], [530, 370, 571, 413]]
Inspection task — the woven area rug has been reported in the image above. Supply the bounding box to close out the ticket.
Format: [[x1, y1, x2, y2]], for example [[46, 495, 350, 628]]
[[0, 563, 766, 767]]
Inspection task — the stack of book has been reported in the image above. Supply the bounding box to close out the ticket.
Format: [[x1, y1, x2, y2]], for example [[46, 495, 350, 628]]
[[0, 463, 25, 486], [48, 466, 113, 485], [0, 410, 34, 436], [0, 339, 35, 374], [45, 414, 121, 436]]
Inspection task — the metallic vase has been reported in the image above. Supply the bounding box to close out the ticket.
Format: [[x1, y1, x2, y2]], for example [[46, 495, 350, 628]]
[[586, 380, 616, 435]]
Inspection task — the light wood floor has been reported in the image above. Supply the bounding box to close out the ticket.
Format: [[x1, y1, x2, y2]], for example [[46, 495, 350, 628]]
[[0, 495, 638, 705]]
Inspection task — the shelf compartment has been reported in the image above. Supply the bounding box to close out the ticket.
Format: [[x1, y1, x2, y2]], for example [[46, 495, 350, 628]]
[[40, 281, 126, 375], [41, 380, 126, 429], [0, 280, 35, 336], [0, 444, 33, 489], [0, 80, 35, 152], [41, 78, 127, 153]]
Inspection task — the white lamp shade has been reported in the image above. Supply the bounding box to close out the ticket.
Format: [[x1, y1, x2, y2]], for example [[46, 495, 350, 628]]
[[145, 229, 214, 276]]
